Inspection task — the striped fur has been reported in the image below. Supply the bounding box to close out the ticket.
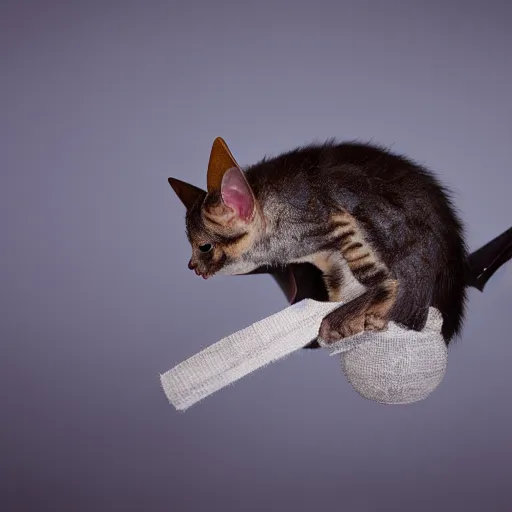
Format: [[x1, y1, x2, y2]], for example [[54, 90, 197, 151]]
[[169, 139, 468, 345]]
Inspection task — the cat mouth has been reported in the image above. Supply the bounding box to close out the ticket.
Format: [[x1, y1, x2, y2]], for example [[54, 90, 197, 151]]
[[193, 268, 212, 280], [189, 259, 214, 279]]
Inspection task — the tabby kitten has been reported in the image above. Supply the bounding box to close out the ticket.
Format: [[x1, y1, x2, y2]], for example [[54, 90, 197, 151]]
[[169, 137, 468, 344]]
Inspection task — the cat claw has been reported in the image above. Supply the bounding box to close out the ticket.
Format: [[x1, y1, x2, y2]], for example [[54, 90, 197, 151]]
[[319, 316, 365, 344]]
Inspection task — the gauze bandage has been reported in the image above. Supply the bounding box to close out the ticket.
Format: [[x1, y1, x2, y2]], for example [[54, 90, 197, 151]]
[[160, 295, 447, 410]]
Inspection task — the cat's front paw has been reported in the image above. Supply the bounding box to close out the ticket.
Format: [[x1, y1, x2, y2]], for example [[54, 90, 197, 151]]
[[364, 313, 388, 332], [318, 313, 365, 344]]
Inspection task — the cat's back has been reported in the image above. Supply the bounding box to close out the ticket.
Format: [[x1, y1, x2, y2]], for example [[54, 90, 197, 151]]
[[245, 140, 467, 341], [245, 141, 448, 214], [246, 140, 438, 187]]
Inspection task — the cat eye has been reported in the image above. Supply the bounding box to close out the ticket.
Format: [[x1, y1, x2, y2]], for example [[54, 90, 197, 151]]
[[199, 243, 213, 253]]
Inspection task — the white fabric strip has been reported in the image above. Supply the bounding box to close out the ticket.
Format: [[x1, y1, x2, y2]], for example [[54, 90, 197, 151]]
[[160, 298, 344, 411], [160, 289, 447, 409]]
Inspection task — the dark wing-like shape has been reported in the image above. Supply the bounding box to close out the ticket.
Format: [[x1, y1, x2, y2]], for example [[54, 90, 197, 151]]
[[243, 263, 328, 349], [466, 226, 512, 292], [244, 263, 327, 305]]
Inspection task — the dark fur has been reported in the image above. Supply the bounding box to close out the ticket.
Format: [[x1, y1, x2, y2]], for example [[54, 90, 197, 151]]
[[173, 139, 470, 345], [242, 141, 468, 343]]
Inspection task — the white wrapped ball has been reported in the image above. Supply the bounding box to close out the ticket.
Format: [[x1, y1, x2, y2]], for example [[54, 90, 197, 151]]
[[318, 308, 447, 404], [161, 298, 448, 410]]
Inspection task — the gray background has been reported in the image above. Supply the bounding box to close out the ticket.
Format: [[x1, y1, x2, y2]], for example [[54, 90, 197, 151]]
[[2, 1, 512, 511]]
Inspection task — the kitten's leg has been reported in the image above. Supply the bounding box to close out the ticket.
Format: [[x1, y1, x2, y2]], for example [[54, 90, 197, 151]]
[[318, 213, 399, 344], [319, 280, 398, 342]]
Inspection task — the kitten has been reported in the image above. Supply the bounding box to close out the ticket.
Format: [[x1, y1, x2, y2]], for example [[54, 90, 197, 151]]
[[169, 137, 468, 344]]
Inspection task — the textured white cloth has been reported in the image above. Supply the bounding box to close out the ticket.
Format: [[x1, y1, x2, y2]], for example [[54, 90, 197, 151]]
[[160, 294, 447, 410], [321, 307, 447, 404], [160, 299, 341, 411]]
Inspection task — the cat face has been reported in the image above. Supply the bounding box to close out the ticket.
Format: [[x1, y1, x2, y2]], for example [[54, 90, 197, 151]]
[[169, 168, 264, 279]]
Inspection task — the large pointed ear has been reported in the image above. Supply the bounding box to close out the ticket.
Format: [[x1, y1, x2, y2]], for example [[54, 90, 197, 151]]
[[220, 167, 255, 222], [168, 177, 205, 210], [207, 137, 242, 192]]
